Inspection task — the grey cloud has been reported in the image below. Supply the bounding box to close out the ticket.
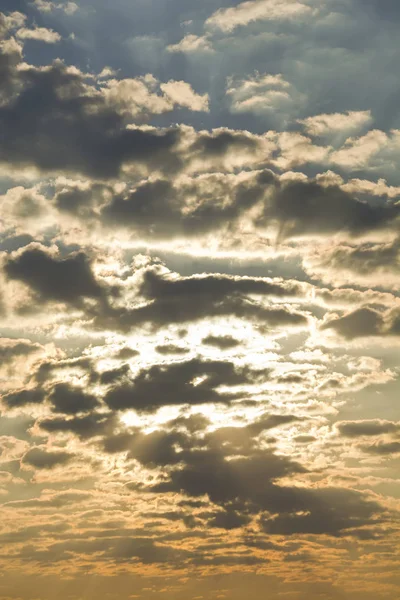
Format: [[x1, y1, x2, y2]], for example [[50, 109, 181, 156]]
[[93, 267, 307, 332], [362, 441, 400, 455], [258, 177, 400, 240], [48, 383, 100, 414], [0, 339, 41, 364], [337, 420, 400, 438], [21, 446, 74, 469], [322, 306, 400, 338], [115, 347, 139, 360], [103, 358, 261, 412], [4, 244, 105, 305], [99, 364, 131, 385], [155, 344, 189, 355], [261, 486, 383, 536], [202, 335, 241, 349], [38, 413, 117, 439], [102, 429, 187, 466], [2, 388, 45, 408], [0, 42, 181, 177]]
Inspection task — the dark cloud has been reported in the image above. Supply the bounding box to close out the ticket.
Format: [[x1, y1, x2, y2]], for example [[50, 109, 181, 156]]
[[0, 47, 181, 177], [4, 244, 105, 305], [102, 429, 187, 466], [337, 420, 400, 438], [258, 176, 400, 240], [151, 446, 385, 536], [191, 129, 260, 157], [2, 388, 45, 408], [99, 364, 131, 385], [155, 344, 189, 355], [94, 267, 307, 332], [261, 486, 384, 536], [115, 347, 140, 360], [48, 383, 100, 414], [21, 446, 74, 469], [0, 339, 41, 364], [362, 441, 400, 455], [38, 413, 116, 439], [322, 306, 400, 338], [202, 335, 241, 349], [103, 358, 265, 412], [208, 510, 251, 530]]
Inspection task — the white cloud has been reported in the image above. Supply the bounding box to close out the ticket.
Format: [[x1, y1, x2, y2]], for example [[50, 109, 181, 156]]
[[330, 130, 389, 168], [160, 80, 210, 112], [167, 34, 214, 54], [226, 73, 294, 115], [33, 0, 78, 14], [205, 0, 314, 32], [16, 26, 61, 43], [298, 111, 373, 136], [102, 76, 209, 117]]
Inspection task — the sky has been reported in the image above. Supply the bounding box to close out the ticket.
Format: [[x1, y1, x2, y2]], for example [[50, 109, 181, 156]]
[[0, 1, 400, 599]]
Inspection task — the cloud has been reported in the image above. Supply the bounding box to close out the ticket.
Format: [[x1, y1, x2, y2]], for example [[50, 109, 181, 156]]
[[39, 413, 116, 439], [103, 358, 264, 412], [167, 34, 214, 54], [0, 46, 182, 177], [3, 244, 105, 305], [362, 441, 400, 455], [16, 27, 61, 44], [258, 174, 400, 239], [2, 388, 45, 409], [205, 0, 314, 32], [160, 81, 209, 112], [103, 76, 209, 118], [155, 344, 189, 355], [96, 266, 307, 332], [48, 383, 100, 415], [298, 111, 373, 136], [322, 306, 400, 339], [337, 420, 400, 437], [21, 446, 74, 469], [0, 338, 41, 365], [202, 335, 241, 349], [33, 1, 78, 14], [226, 73, 301, 119]]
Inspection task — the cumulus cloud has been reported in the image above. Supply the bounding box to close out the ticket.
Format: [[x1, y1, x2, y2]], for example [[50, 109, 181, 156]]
[[226, 73, 300, 119], [298, 111, 373, 137], [33, 1, 78, 14], [167, 34, 214, 54], [16, 27, 61, 43], [22, 446, 74, 469], [205, 0, 314, 32]]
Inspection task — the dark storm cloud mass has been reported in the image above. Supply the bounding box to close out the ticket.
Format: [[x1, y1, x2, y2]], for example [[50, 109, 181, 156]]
[[21, 446, 74, 469], [104, 358, 265, 412], [4, 244, 105, 304], [90, 267, 308, 333], [202, 335, 241, 349], [2, 388, 45, 408], [322, 306, 400, 338], [0, 339, 41, 364], [51, 168, 400, 241], [259, 177, 400, 239], [337, 420, 400, 438], [48, 383, 100, 414], [151, 446, 385, 537], [38, 412, 116, 439], [362, 441, 400, 455], [0, 38, 181, 177]]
